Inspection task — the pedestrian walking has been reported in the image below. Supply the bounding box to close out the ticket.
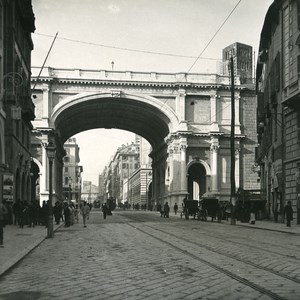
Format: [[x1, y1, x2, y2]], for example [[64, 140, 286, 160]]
[[102, 203, 108, 220], [0, 201, 8, 247], [174, 203, 178, 215], [217, 202, 223, 223], [53, 201, 62, 225], [12, 199, 21, 226], [74, 204, 79, 223], [81, 201, 90, 227], [284, 200, 294, 227], [164, 202, 170, 218], [63, 202, 71, 227]]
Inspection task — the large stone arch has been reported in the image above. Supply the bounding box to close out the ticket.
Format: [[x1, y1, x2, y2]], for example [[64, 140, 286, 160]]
[[50, 91, 180, 149], [44, 91, 181, 204]]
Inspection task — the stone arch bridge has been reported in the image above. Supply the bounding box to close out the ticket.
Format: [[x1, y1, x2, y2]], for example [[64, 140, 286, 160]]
[[31, 67, 258, 207]]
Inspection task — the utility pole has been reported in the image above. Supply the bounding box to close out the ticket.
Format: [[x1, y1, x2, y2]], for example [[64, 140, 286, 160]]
[[230, 56, 236, 225]]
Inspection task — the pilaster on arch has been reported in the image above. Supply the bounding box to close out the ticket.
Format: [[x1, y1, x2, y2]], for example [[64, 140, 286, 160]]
[[165, 133, 188, 196]]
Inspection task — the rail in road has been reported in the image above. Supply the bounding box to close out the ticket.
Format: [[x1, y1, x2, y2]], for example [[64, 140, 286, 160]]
[[1, 210, 299, 300], [121, 211, 300, 300]]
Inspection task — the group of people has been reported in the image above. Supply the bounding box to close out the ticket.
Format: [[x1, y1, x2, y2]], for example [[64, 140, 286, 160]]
[[158, 197, 296, 227], [2, 199, 54, 228]]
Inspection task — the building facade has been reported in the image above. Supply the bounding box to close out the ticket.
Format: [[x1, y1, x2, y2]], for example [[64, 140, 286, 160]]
[[62, 138, 82, 203], [31, 42, 259, 209], [81, 181, 98, 203], [104, 141, 140, 203], [0, 0, 35, 205], [256, 0, 300, 223]]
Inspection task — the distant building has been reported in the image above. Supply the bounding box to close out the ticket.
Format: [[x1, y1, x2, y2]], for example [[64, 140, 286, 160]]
[[105, 141, 140, 203], [81, 181, 98, 203], [62, 138, 83, 203], [222, 42, 253, 84]]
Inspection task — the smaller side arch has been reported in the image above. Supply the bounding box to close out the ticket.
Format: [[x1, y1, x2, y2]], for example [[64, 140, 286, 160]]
[[186, 160, 211, 176], [187, 160, 211, 200]]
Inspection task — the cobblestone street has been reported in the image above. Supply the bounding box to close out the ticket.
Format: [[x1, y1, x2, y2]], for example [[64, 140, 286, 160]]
[[0, 210, 299, 300]]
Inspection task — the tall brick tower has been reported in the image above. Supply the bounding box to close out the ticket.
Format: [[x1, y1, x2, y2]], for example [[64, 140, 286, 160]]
[[222, 42, 253, 84]]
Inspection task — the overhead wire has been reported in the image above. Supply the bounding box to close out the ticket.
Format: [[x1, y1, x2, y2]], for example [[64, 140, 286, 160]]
[[33, 32, 220, 61], [160, 0, 243, 115], [183, 0, 243, 76]]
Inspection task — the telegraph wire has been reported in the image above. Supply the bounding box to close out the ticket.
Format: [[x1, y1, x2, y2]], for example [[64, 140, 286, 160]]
[[33, 32, 220, 61], [160, 0, 243, 112], [183, 0, 243, 76]]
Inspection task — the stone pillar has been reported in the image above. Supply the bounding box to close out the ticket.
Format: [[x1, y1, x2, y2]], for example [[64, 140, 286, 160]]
[[165, 136, 188, 204], [235, 147, 240, 190], [176, 89, 186, 121], [40, 141, 49, 202], [42, 87, 50, 121], [210, 138, 219, 193], [180, 143, 187, 193], [152, 161, 158, 206], [176, 89, 188, 130], [210, 92, 219, 132], [167, 144, 174, 192]]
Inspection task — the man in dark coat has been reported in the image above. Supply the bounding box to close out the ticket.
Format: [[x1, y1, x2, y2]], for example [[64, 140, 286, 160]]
[[284, 200, 294, 227]]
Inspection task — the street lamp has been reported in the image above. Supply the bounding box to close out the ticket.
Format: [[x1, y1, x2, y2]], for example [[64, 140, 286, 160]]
[[46, 141, 56, 238], [146, 170, 152, 210], [68, 177, 72, 203]]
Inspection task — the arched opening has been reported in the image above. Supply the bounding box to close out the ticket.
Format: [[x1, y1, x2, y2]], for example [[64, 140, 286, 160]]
[[48, 92, 179, 205], [187, 163, 207, 200]]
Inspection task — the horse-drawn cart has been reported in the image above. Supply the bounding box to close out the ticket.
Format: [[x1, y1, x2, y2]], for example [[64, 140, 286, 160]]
[[180, 200, 199, 219]]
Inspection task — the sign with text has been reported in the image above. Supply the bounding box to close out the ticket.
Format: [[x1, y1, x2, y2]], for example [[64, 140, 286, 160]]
[[3, 174, 14, 202]]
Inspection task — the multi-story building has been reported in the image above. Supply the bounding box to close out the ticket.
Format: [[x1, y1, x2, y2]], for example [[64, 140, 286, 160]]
[[62, 138, 82, 203], [98, 171, 106, 202], [100, 135, 153, 208], [81, 181, 98, 203], [256, 0, 300, 223], [0, 0, 35, 205], [105, 141, 140, 203]]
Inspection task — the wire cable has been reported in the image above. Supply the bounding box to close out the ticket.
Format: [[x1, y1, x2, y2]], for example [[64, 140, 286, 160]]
[[33, 32, 221, 61], [183, 0, 243, 75]]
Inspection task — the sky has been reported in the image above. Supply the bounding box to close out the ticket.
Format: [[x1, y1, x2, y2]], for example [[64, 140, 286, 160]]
[[31, 0, 274, 184]]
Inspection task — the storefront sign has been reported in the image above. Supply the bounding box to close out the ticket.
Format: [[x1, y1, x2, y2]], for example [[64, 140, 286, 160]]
[[3, 174, 14, 202]]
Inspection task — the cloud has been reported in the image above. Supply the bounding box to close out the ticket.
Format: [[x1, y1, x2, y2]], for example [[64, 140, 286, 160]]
[[108, 4, 120, 14]]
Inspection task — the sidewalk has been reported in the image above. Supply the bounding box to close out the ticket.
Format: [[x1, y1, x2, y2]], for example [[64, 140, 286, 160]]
[[0, 223, 62, 277], [172, 209, 300, 234], [235, 219, 300, 235]]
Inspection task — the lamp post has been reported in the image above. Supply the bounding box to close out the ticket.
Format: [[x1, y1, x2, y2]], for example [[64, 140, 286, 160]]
[[68, 177, 72, 203], [46, 141, 56, 238], [146, 170, 152, 211]]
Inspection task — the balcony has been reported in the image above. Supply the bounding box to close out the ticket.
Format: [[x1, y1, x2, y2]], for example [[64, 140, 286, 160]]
[[20, 96, 35, 121]]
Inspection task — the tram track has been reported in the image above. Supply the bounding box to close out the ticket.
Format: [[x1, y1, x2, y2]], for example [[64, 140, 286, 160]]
[[149, 225, 300, 284], [124, 212, 300, 261], [191, 225, 300, 261], [123, 214, 300, 300]]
